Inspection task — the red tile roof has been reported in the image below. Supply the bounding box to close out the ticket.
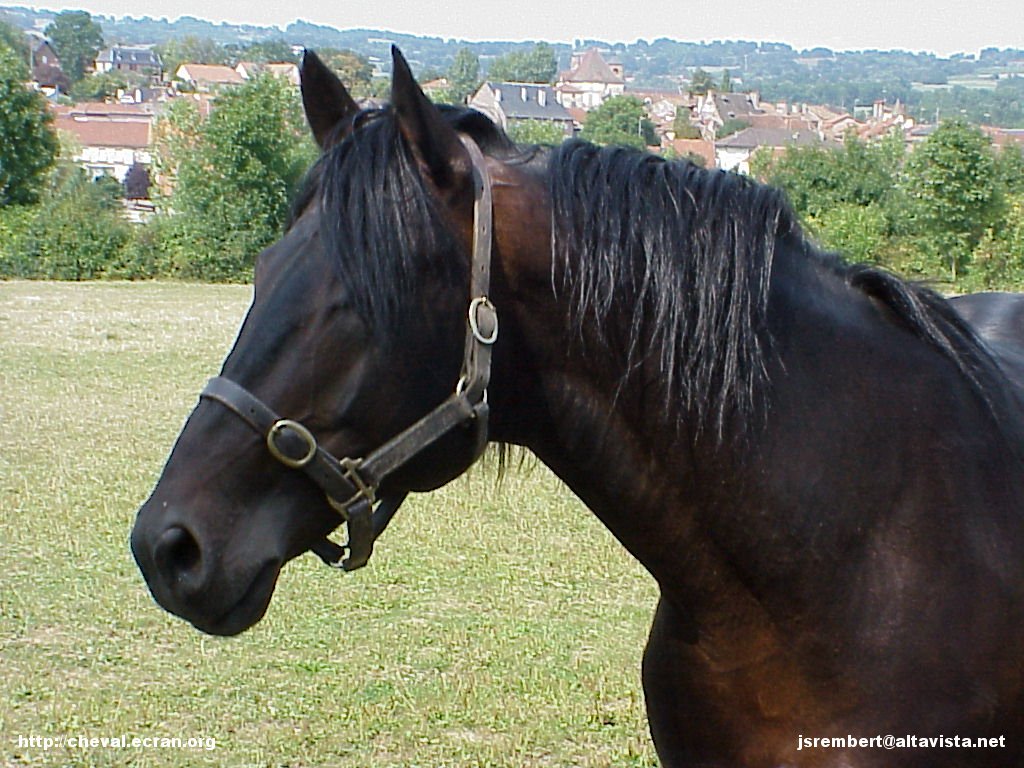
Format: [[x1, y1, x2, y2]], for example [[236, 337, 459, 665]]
[[668, 138, 716, 167], [54, 116, 151, 149]]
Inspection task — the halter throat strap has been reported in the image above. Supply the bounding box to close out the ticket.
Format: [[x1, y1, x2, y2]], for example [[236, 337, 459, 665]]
[[199, 134, 497, 572]]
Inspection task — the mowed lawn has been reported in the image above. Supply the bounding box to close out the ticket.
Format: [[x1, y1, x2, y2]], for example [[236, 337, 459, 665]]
[[0, 281, 659, 767]]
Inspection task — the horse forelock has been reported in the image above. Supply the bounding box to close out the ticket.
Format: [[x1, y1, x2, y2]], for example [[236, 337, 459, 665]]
[[295, 105, 520, 341]]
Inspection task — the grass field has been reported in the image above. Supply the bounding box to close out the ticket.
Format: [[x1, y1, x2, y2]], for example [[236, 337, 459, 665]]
[[0, 281, 659, 767]]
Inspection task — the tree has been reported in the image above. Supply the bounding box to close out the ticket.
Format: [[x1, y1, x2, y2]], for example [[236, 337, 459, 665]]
[[150, 97, 204, 199], [318, 49, 373, 96], [166, 74, 317, 279], [154, 36, 227, 78], [506, 119, 567, 146], [969, 194, 1024, 290], [900, 120, 1003, 281], [672, 112, 701, 139], [69, 68, 144, 102], [690, 68, 714, 95], [447, 47, 479, 103], [45, 10, 104, 83], [995, 144, 1024, 197], [581, 95, 656, 149], [0, 19, 29, 64], [227, 39, 294, 65], [0, 47, 59, 206], [756, 131, 904, 221], [488, 43, 557, 83], [720, 69, 732, 93], [808, 203, 889, 264]]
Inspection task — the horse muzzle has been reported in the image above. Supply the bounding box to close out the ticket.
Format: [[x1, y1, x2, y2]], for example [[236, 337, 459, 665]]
[[131, 501, 283, 636]]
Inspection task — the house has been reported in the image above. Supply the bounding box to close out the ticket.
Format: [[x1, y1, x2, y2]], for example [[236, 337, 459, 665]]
[[555, 49, 625, 111], [29, 37, 60, 70], [695, 91, 766, 139], [822, 113, 863, 141], [631, 91, 692, 123], [470, 81, 575, 136], [94, 46, 162, 78], [420, 76, 450, 100], [27, 36, 68, 94], [174, 63, 244, 92], [234, 61, 262, 80], [715, 126, 825, 174], [985, 127, 1024, 149], [235, 61, 300, 86], [52, 102, 155, 183]]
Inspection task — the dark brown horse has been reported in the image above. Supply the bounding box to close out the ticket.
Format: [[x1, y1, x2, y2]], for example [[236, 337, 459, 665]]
[[132, 48, 1024, 766]]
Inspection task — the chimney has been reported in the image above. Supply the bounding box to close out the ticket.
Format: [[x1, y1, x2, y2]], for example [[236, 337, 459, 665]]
[[494, 87, 501, 102]]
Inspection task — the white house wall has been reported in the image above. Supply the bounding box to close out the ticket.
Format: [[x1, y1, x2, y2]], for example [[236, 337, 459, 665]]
[[76, 147, 152, 182]]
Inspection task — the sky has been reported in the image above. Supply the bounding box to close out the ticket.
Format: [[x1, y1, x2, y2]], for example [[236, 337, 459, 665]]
[[24, 0, 1024, 56]]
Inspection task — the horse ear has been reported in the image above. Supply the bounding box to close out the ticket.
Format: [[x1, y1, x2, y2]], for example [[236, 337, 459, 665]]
[[300, 49, 360, 150], [390, 46, 472, 194]]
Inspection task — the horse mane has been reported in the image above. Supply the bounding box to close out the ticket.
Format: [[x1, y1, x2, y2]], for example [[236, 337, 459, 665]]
[[549, 139, 1009, 436], [551, 140, 791, 435], [301, 104, 1008, 433]]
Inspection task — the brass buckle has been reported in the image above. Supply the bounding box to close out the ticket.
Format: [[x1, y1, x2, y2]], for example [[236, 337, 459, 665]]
[[339, 456, 377, 507], [266, 419, 318, 469]]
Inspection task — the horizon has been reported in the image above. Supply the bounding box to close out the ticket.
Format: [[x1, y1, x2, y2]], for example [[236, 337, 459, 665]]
[[3, 1, 1023, 58]]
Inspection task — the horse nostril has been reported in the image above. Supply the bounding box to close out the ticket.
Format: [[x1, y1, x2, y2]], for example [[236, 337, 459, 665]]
[[153, 525, 202, 586]]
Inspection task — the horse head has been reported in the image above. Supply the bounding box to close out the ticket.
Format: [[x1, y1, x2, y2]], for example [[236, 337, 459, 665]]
[[131, 49, 518, 635]]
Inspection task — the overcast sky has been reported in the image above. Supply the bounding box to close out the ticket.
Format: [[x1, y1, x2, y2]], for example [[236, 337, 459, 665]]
[[34, 0, 1024, 56]]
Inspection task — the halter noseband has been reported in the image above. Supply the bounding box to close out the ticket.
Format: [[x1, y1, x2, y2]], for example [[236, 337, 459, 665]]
[[199, 136, 497, 571]]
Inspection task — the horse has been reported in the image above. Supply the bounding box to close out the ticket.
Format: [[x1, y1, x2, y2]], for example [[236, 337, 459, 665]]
[[131, 48, 1024, 767], [952, 292, 1024, 390]]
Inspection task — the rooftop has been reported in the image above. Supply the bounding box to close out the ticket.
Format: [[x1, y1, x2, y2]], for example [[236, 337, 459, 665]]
[[483, 82, 572, 122], [561, 50, 624, 85]]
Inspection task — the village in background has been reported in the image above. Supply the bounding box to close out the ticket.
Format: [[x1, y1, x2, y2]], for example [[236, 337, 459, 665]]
[[3, 4, 1024, 219], [2, 6, 1023, 290]]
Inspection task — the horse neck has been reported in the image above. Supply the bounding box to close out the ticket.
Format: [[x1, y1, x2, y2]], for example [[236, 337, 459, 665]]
[[485, 166, 799, 655], [488, 198, 1017, 663]]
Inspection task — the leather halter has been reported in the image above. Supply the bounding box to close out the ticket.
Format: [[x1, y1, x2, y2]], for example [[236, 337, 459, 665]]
[[199, 136, 497, 571]]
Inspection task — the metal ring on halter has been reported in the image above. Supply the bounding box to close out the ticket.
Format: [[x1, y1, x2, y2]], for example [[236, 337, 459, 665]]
[[455, 375, 488, 405], [468, 296, 498, 345], [266, 419, 318, 469]]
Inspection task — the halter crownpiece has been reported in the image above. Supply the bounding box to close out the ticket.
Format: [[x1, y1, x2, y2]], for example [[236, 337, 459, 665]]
[[199, 134, 497, 571]]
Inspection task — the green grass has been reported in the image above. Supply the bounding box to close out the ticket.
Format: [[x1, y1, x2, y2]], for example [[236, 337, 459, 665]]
[[0, 281, 659, 767]]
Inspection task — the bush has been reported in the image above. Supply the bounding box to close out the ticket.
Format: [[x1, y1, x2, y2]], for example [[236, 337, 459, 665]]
[[101, 215, 174, 279], [963, 195, 1024, 291], [0, 166, 132, 279], [0, 204, 36, 277]]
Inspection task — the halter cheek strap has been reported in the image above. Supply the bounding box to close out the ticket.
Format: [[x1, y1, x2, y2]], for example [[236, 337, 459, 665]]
[[199, 135, 497, 572]]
